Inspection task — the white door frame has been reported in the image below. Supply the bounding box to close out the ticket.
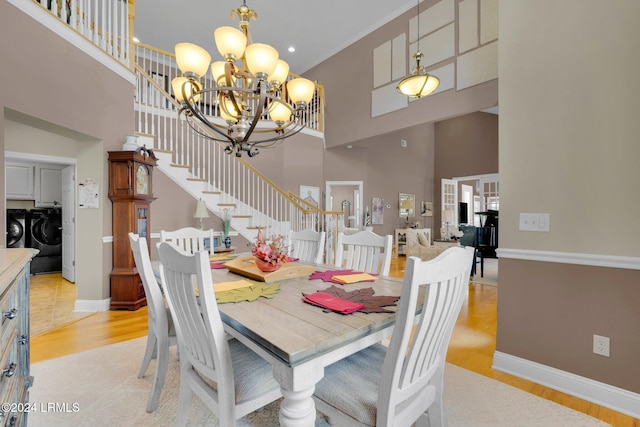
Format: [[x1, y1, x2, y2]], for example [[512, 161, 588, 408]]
[[452, 173, 499, 212], [61, 165, 76, 282], [325, 181, 364, 264]]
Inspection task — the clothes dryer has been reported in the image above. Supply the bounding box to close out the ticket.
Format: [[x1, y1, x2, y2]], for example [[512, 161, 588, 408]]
[[27, 208, 62, 274], [6, 209, 27, 248]]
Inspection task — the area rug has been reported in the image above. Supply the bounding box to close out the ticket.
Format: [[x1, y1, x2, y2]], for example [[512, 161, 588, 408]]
[[29, 338, 609, 426], [470, 257, 498, 286]]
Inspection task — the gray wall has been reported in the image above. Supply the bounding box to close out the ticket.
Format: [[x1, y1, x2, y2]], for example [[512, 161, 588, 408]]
[[498, 1, 640, 394]]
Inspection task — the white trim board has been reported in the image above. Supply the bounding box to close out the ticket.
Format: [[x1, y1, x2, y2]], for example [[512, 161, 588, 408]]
[[498, 248, 640, 271], [493, 351, 640, 419], [74, 298, 110, 313]]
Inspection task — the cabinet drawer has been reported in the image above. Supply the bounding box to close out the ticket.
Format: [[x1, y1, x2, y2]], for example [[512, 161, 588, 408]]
[[0, 327, 19, 401], [0, 289, 18, 355]]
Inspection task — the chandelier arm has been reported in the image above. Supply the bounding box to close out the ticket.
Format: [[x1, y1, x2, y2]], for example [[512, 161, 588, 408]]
[[223, 61, 243, 117], [239, 80, 267, 144], [182, 97, 235, 143], [238, 119, 307, 145], [181, 115, 234, 146], [184, 113, 233, 144]]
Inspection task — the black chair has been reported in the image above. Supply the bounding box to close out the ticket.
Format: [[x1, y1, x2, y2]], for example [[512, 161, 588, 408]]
[[459, 225, 478, 275], [475, 211, 499, 277]]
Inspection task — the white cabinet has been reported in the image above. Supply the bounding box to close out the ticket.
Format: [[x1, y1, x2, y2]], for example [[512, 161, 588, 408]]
[[6, 163, 35, 200], [35, 166, 62, 207], [5, 162, 63, 207]]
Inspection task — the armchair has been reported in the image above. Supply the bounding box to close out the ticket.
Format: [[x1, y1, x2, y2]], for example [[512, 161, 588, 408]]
[[405, 228, 448, 261]]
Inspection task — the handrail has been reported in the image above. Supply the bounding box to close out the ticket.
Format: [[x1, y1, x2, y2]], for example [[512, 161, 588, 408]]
[[288, 192, 342, 217]]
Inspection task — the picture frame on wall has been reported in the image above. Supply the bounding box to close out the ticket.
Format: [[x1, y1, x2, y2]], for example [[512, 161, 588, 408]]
[[299, 185, 320, 207], [371, 196, 384, 225], [421, 201, 433, 217], [399, 193, 415, 218]]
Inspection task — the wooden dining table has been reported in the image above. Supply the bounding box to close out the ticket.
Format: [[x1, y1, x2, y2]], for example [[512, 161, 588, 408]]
[[156, 254, 405, 426]]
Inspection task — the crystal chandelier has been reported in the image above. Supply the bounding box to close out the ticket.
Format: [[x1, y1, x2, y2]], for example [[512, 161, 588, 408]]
[[396, 0, 440, 98], [171, 1, 316, 157]]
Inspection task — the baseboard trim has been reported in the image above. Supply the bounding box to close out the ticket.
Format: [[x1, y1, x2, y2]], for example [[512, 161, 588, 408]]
[[493, 351, 640, 419], [74, 298, 110, 312], [497, 248, 640, 271]]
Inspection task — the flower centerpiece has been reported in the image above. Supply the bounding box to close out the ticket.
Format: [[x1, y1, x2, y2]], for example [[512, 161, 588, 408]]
[[251, 230, 288, 272]]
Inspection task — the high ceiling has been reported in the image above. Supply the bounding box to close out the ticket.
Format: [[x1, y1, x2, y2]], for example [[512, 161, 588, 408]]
[[134, 0, 417, 74]]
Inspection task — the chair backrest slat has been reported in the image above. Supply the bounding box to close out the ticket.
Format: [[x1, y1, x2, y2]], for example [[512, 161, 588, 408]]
[[288, 229, 326, 264], [160, 227, 215, 256], [335, 230, 392, 276]]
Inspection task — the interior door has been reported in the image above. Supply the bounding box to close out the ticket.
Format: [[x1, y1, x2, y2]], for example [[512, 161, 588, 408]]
[[460, 184, 473, 224], [441, 178, 458, 239], [61, 165, 76, 282]]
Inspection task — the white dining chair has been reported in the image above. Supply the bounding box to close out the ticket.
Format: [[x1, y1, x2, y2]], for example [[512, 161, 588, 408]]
[[335, 230, 393, 276], [288, 228, 326, 264], [160, 227, 215, 256], [314, 246, 475, 427], [128, 233, 178, 413], [157, 242, 282, 427]]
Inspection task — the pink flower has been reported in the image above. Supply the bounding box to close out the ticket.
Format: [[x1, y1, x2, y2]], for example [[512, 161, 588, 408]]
[[251, 231, 288, 266]]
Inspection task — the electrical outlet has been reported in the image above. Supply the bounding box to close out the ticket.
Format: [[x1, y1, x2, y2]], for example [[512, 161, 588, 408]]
[[593, 334, 610, 357]]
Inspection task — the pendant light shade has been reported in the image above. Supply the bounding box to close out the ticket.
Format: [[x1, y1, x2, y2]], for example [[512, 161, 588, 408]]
[[397, 58, 440, 98], [171, 77, 202, 103], [269, 60, 290, 87], [244, 43, 279, 79], [269, 101, 291, 123], [287, 77, 316, 104], [175, 43, 211, 79], [214, 26, 247, 60]]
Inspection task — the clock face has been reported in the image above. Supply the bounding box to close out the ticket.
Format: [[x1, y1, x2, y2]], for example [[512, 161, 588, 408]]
[[135, 164, 149, 195]]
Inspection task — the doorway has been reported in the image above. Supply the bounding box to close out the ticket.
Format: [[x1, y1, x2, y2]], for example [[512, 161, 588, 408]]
[[324, 181, 364, 264], [5, 152, 76, 282]]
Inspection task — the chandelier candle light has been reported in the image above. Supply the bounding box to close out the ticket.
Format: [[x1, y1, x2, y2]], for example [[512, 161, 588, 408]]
[[172, 1, 317, 157]]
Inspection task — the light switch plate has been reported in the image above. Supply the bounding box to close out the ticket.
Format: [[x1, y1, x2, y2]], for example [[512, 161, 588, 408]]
[[519, 213, 550, 231]]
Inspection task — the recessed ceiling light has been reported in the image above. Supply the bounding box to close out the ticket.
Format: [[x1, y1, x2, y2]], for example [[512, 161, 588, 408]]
[[288, 46, 295, 53]]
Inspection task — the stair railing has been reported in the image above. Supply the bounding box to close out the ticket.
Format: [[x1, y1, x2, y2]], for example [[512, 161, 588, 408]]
[[31, 0, 131, 67]]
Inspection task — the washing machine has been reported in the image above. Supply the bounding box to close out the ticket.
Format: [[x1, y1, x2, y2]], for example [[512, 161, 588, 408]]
[[27, 208, 62, 274], [6, 209, 27, 248]]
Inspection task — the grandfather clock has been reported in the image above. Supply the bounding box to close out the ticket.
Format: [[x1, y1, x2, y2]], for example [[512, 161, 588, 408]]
[[108, 146, 157, 310]]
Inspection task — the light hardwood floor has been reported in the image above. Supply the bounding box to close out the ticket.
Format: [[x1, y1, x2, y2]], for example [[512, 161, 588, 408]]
[[30, 258, 638, 426]]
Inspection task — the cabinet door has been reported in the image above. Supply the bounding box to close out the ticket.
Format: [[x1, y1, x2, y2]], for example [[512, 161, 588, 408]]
[[35, 166, 63, 207], [6, 164, 34, 200]]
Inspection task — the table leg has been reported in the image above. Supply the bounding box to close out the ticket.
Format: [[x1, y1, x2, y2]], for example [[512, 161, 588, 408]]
[[272, 362, 323, 427]]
